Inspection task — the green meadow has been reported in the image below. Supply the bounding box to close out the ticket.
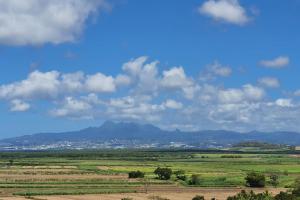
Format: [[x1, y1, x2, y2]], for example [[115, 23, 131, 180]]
[[0, 150, 299, 196]]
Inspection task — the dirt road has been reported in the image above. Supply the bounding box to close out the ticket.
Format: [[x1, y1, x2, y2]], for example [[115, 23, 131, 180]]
[[0, 187, 287, 200]]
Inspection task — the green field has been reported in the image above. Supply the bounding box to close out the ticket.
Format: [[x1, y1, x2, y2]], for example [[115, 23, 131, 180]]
[[0, 150, 299, 197]]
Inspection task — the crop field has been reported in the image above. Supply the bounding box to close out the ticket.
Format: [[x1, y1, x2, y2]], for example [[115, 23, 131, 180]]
[[0, 150, 299, 200]]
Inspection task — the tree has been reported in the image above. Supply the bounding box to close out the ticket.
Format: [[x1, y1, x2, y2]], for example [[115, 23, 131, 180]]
[[128, 170, 145, 179], [192, 195, 205, 200], [292, 178, 300, 197], [154, 167, 172, 180], [245, 172, 266, 187], [189, 174, 201, 185], [227, 190, 273, 200], [269, 174, 279, 187], [174, 170, 186, 181], [275, 192, 296, 200]]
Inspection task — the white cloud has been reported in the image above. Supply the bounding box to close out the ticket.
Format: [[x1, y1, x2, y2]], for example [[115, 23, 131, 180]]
[[275, 99, 293, 108], [10, 99, 31, 112], [115, 74, 131, 87], [50, 97, 92, 118], [2, 56, 300, 132], [243, 84, 265, 101], [0, 71, 60, 100], [85, 73, 116, 93], [0, 70, 118, 101], [109, 96, 135, 109], [294, 90, 300, 97], [107, 96, 165, 122], [0, 0, 108, 46], [260, 56, 290, 68], [161, 67, 198, 99], [258, 77, 280, 88], [122, 56, 148, 76], [135, 61, 159, 94], [164, 99, 183, 110], [62, 72, 85, 92], [218, 88, 244, 104], [199, 0, 250, 25], [218, 84, 264, 104], [161, 67, 192, 89], [210, 62, 232, 77], [200, 61, 232, 81]]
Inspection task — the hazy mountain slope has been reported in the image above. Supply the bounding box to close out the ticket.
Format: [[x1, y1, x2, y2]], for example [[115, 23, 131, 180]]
[[1, 121, 300, 148]]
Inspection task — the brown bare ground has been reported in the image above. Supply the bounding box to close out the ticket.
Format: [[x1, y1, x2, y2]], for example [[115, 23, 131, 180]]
[[289, 154, 300, 158], [21, 166, 77, 169], [0, 188, 287, 200], [97, 166, 111, 170], [0, 173, 128, 181]]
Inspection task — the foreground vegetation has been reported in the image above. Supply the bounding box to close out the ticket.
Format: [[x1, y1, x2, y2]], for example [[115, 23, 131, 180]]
[[0, 149, 298, 198]]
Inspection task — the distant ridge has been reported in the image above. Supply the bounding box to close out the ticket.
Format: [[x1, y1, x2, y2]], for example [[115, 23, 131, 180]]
[[1, 121, 300, 150]]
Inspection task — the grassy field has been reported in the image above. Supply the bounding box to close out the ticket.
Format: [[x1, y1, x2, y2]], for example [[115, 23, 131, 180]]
[[0, 150, 299, 199]]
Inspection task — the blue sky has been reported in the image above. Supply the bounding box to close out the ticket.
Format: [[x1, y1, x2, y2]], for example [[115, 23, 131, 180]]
[[0, 0, 300, 138]]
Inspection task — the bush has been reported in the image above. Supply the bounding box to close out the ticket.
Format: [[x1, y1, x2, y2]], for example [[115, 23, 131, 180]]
[[192, 195, 205, 200], [245, 172, 266, 187], [174, 170, 186, 181], [274, 192, 296, 200], [227, 190, 273, 200], [121, 198, 133, 200], [189, 174, 201, 185], [221, 155, 243, 158], [269, 174, 279, 187], [154, 167, 172, 180], [292, 178, 300, 197], [148, 195, 170, 200], [128, 170, 145, 179]]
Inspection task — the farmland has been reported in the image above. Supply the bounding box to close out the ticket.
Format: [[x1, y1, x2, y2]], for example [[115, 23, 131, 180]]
[[0, 150, 299, 200]]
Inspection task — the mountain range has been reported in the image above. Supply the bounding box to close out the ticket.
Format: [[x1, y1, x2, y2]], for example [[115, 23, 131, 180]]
[[1, 121, 300, 150]]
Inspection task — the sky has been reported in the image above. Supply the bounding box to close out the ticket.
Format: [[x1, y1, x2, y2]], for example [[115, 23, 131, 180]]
[[0, 0, 300, 138]]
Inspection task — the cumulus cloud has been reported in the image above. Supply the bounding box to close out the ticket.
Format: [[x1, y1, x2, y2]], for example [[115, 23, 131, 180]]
[[122, 56, 148, 76], [199, 0, 250, 25], [258, 77, 280, 88], [1, 56, 300, 132], [294, 90, 300, 97], [260, 56, 290, 68], [161, 67, 192, 89], [160, 67, 199, 99], [85, 73, 116, 93], [0, 70, 118, 101], [10, 99, 31, 112], [163, 99, 183, 110], [218, 84, 264, 104], [200, 61, 232, 81], [275, 99, 293, 108], [50, 96, 93, 119], [115, 74, 131, 87], [0, 0, 108, 46], [0, 71, 61, 100]]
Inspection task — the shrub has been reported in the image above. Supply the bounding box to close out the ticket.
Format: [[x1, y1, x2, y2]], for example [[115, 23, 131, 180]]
[[154, 167, 172, 180], [148, 195, 170, 200], [292, 178, 300, 197], [128, 170, 145, 179], [174, 170, 186, 181], [227, 190, 273, 200], [221, 155, 243, 158], [274, 192, 296, 200], [192, 195, 205, 200], [121, 198, 133, 200], [189, 174, 201, 185], [269, 174, 279, 187], [245, 172, 266, 187]]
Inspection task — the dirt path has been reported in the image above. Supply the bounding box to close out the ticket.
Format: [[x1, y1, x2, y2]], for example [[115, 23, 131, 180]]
[[0, 174, 127, 180], [0, 187, 287, 200]]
